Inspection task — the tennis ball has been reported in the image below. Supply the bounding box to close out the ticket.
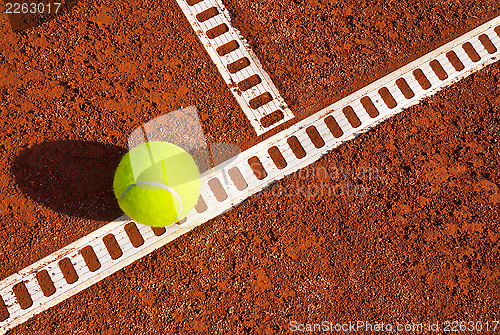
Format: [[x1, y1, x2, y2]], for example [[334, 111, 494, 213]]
[[113, 141, 201, 227]]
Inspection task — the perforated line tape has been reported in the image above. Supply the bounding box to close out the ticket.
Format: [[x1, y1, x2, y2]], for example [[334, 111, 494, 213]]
[[0, 15, 499, 334], [175, 0, 295, 135]]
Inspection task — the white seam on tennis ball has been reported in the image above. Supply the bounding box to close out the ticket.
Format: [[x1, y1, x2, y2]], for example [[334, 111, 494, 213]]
[[119, 181, 183, 221]]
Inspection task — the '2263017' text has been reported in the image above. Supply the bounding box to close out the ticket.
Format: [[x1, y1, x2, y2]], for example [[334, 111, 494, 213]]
[[4, 2, 62, 14]]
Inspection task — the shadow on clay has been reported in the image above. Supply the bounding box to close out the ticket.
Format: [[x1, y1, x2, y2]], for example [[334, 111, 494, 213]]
[[11, 140, 125, 221]]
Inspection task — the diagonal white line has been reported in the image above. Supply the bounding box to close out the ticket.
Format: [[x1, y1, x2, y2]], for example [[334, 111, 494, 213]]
[[1, 14, 499, 335]]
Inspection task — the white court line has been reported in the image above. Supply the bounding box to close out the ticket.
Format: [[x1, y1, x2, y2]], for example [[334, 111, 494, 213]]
[[175, 0, 295, 135]]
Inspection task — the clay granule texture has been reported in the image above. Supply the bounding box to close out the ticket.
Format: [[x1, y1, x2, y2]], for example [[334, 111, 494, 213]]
[[222, 0, 500, 118], [9, 50, 500, 335]]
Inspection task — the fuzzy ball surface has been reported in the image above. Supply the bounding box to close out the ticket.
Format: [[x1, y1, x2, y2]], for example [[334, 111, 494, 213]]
[[113, 141, 201, 227]]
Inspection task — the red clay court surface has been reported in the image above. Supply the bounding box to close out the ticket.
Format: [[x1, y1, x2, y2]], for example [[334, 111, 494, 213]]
[[0, 0, 499, 334]]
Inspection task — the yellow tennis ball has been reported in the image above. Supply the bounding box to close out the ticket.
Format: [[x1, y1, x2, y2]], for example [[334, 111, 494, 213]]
[[113, 141, 201, 227]]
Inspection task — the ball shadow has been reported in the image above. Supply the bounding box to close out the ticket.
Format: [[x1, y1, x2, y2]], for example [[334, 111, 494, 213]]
[[12, 140, 126, 221]]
